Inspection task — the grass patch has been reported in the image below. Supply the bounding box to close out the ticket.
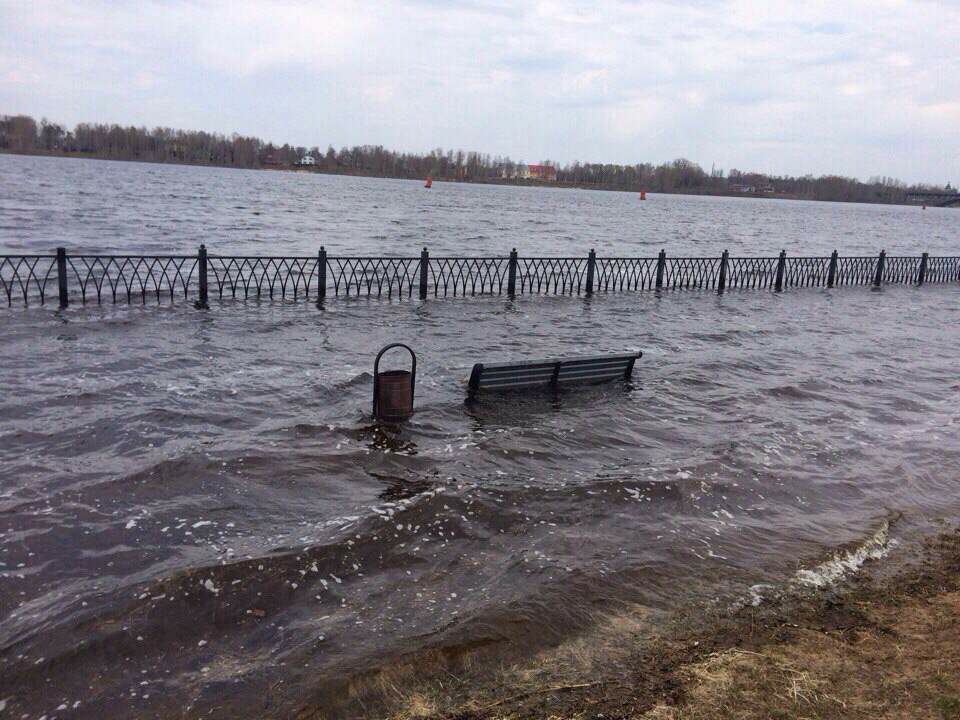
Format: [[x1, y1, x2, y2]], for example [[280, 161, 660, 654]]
[[938, 695, 960, 720]]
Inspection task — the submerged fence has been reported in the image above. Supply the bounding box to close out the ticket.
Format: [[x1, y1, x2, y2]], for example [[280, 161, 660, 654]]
[[1, 246, 958, 308]]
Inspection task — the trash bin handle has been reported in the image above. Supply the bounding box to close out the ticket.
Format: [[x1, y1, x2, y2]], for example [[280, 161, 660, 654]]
[[373, 343, 417, 416]]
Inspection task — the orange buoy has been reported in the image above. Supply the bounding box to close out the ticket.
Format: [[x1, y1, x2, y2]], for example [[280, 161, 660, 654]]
[[639, 190, 646, 200], [424, 176, 432, 189]]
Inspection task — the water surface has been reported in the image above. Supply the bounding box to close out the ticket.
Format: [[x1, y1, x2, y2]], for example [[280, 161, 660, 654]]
[[2, 154, 956, 256]]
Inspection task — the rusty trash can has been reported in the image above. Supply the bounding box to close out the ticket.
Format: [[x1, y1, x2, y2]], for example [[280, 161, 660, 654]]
[[373, 343, 417, 423]]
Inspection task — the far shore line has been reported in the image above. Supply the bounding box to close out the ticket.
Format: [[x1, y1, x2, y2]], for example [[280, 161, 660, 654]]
[[2, 149, 940, 208]]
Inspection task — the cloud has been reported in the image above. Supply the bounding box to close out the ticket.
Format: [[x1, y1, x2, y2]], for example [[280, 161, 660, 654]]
[[191, 1, 371, 76], [0, 0, 957, 182]]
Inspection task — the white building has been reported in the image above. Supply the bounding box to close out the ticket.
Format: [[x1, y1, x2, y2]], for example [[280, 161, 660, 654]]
[[298, 154, 317, 166]]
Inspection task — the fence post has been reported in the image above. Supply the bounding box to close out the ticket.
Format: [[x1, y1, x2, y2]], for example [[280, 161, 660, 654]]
[[196, 243, 208, 308], [419, 247, 429, 300], [717, 249, 728, 294], [318, 246, 327, 304], [827, 249, 838, 288], [56, 247, 69, 308], [585, 249, 596, 295], [917, 252, 928, 286], [507, 248, 518, 297], [873, 249, 886, 287], [774, 250, 786, 292], [655, 249, 666, 289]]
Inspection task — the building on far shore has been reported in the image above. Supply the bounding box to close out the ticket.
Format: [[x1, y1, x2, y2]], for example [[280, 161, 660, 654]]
[[731, 183, 775, 194], [512, 164, 557, 181], [297, 154, 317, 166]]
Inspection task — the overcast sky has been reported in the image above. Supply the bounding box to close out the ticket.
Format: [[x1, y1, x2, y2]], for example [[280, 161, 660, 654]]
[[2, 1, 957, 183]]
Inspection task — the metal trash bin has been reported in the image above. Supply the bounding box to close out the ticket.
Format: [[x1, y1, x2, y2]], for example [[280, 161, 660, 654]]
[[373, 343, 417, 423]]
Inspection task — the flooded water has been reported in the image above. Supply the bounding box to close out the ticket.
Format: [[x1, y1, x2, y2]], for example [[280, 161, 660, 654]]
[[1, 155, 959, 719], [2, 154, 958, 257]]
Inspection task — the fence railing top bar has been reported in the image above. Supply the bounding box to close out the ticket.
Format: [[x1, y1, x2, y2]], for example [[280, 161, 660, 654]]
[[596, 256, 660, 260], [593, 255, 781, 260], [3, 252, 955, 260], [207, 254, 319, 260], [324, 255, 422, 260], [70, 254, 196, 260]]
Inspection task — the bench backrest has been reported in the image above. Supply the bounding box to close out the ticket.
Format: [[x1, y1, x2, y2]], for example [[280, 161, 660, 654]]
[[467, 351, 641, 395]]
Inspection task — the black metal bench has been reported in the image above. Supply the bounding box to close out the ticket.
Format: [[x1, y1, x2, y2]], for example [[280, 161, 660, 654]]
[[467, 351, 642, 396]]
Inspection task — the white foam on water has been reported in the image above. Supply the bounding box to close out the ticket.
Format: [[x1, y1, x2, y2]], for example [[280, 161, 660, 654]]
[[747, 583, 775, 606], [739, 519, 897, 609], [794, 519, 895, 589]]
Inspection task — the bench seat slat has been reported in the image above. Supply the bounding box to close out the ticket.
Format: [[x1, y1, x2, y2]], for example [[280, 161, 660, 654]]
[[557, 369, 628, 382], [478, 379, 553, 389], [558, 362, 631, 374], [478, 379, 553, 388], [481, 366, 557, 378], [558, 354, 638, 366], [559, 358, 632, 368]]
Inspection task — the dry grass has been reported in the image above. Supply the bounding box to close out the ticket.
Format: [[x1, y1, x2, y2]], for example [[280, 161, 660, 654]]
[[330, 604, 657, 720], [389, 694, 437, 719], [643, 591, 960, 720]]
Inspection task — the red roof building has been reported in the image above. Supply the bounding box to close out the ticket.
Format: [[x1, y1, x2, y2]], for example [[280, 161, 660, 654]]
[[525, 164, 557, 181]]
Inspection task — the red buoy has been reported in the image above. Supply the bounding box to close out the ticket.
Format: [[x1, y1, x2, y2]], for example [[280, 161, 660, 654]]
[[639, 191, 647, 200], [424, 176, 432, 189]]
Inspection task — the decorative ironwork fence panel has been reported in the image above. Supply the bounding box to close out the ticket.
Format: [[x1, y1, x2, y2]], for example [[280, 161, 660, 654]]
[[663, 257, 721, 289], [784, 257, 831, 288], [926, 256, 960, 283], [834, 256, 879, 286], [883, 256, 921, 285], [327, 257, 419, 298], [2, 249, 957, 308], [726, 256, 779, 289], [67, 255, 198, 304], [595, 257, 658, 291], [430, 257, 510, 296], [517, 257, 588, 294], [207, 256, 319, 300], [0, 255, 58, 306]]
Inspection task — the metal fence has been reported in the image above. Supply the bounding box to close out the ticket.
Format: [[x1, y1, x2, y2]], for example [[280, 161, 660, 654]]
[[1, 246, 958, 308]]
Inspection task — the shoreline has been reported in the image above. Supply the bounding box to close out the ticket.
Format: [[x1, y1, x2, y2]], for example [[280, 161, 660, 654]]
[[0, 149, 932, 208], [303, 525, 960, 719]]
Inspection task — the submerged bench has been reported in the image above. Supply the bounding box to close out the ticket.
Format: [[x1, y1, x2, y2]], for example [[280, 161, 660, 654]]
[[467, 351, 642, 396]]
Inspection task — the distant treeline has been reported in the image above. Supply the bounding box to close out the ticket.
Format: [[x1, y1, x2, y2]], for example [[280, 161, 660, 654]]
[[1, 113, 951, 204]]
